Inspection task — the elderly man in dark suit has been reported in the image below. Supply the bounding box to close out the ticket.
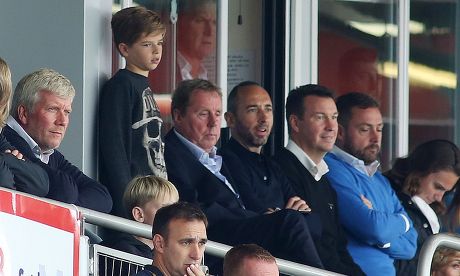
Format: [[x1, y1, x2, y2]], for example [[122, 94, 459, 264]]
[[164, 79, 323, 269]]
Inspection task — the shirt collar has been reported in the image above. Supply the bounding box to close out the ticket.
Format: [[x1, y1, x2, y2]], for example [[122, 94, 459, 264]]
[[286, 139, 329, 181], [7, 116, 54, 163], [177, 51, 208, 80], [174, 129, 218, 162], [331, 145, 380, 176]]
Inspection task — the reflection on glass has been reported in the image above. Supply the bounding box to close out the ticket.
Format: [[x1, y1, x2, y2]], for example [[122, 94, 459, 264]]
[[408, 1, 456, 151], [318, 0, 397, 169], [177, 0, 217, 82]]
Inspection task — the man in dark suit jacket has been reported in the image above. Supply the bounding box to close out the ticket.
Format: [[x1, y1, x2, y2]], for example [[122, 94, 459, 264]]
[[274, 84, 364, 275], [164, 79, 323, 269], [2, 68, 112, 213]]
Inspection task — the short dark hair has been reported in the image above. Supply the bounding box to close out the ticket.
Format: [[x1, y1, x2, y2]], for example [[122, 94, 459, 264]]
[[152, 201, 208, 239], [285, 84, 335, 135], [227, 81, 261, 114], [223, 244, 276, 276], [335, 92, 379, 128], [111, 6, 165, 51], [171, 79, 222, 117]]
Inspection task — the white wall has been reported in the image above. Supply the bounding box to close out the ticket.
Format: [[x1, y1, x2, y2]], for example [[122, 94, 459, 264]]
[[0, 0, 112, 177]]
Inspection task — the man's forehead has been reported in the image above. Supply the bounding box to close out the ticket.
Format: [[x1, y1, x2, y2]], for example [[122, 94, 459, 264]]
[[303, 96, 336, 113], [239, 86, 272, 104]]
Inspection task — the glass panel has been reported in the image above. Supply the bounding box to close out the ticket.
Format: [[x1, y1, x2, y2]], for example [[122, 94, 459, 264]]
[[318, 0, 398, 170], [409, 1, 457, 150]]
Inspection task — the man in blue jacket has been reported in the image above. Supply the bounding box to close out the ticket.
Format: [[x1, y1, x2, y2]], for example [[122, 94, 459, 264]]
[[2, 68, 112, 213], [324, 92, 417, 276]]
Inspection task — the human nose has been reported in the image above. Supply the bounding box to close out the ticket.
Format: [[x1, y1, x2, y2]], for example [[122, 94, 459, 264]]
[[258, 109, 270, 122], [189, 244, 201, 261], [435, 191, 445, 203], [369, 128, 380, 143], [325, 117, 337, 131], [208, 113, 220, 127], [56, 111, 69, 126], [204, 20, 215, 36]]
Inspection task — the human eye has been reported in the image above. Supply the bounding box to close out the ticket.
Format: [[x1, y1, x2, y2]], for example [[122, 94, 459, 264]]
[[315, 114, 326, 120], [142, 42, 152, 47], [359, 126, 370, 132], [332, 114, 338, 120], [377, 126, 384, 132], [199, 111, 209, 118], [265, 106, 273, 112], [180, 240, 192, 246], [247, 107, 257, 113]]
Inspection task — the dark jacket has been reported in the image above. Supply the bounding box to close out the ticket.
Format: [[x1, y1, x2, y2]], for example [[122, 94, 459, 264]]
[[219, 138, 296, 213], [390, 181, 435, 276], [164, 129, 256, 224], [0, 133, 49, 196], [3, 125, 112, 212], [164, 129, 324, 270], [275, 147, 365, 276]]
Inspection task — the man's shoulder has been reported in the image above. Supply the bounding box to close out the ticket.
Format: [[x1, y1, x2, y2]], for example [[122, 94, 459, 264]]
[[324, 153, 350, 173]]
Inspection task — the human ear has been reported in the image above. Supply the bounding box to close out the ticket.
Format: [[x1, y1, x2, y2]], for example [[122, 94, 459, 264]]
[[132, 207, 144, 223], [118, 43, 129, 57], [224, 112, 235, 128], [336, 124, 345, 145], [289, 115, 299, 133], [153, 234, 165, 253], [17, 105, 28, 125]]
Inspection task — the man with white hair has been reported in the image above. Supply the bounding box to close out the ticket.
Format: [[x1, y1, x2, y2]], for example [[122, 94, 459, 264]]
[[2, 68, 112, 212]]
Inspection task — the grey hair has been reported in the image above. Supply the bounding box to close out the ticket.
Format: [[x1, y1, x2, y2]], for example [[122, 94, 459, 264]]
[[11, 68, 75, 118]]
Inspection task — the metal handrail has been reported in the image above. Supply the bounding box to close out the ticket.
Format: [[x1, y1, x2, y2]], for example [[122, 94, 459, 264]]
[[417, 233, 460, 275], [3, 188, 342, 275], [80, 206, 343, 276]]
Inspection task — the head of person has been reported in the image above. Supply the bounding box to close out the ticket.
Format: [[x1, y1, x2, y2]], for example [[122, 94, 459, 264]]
[[172, 79, 222, 153], [431, 246, 460, 276], [0, 57, 12, 128], [11, 68, 75, 151], [111, 6, 165, 75], [285, 84, 338, 163], [386, 140, 460, 209], [335, 92, 382, 165], [123, 175, 179, 225], [223, 244, 279, 276], [152, 202, 208, 276], [177, 0, 216, 62], [338, 47, 380, 100], [225, 81, 273, 154]]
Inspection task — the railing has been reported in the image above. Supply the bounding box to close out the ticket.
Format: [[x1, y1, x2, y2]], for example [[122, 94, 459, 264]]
[[417, 233, 460, 275], [1, 187, 341, 275], [80, 206, 343, 276]]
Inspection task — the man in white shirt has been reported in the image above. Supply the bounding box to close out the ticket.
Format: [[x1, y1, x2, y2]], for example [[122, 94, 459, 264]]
[[275, 84, 364, 275]]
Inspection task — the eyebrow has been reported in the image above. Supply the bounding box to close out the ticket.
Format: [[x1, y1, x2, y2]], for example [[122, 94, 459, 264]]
[[179, 237, 208, 243]]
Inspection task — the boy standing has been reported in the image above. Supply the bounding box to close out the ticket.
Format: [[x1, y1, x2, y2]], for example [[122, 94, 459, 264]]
[[99, 7, 167, 217]]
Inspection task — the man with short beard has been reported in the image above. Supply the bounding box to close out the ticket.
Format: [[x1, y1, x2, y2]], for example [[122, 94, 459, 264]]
[[220, 81, 310, 214], [324, 92, 417, 276]]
